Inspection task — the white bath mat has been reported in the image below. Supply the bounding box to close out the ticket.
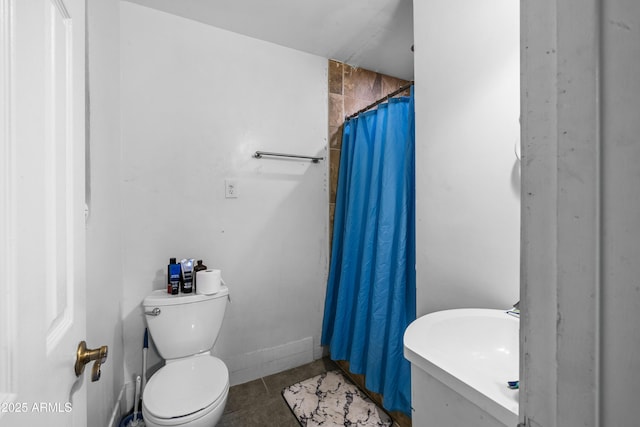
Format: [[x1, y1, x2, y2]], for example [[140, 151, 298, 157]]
[[282, 370, 392, 427]]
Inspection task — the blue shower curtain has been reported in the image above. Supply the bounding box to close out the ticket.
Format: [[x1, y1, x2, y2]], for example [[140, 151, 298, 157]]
[[321, 89, 416, 416]]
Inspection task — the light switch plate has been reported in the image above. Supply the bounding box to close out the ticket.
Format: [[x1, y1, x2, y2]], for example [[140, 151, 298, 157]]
[[225, 179, 238, 198]]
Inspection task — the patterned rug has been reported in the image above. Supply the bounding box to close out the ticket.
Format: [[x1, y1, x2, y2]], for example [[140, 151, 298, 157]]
[[282, 370, 393, 427]]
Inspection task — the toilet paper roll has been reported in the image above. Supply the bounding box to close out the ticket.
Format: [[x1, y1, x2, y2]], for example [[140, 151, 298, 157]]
[[196, 269, 222, 295]]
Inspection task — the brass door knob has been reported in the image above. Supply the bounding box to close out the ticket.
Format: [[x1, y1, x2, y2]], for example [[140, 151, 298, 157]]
[[75, 341, 108, 382]]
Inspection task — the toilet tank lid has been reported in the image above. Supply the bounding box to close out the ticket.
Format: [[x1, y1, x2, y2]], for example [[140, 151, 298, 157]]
[[144, 287, 229, 307]]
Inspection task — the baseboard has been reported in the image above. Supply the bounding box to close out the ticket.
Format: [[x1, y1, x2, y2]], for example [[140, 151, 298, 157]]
[[221, 336, 316, 386]]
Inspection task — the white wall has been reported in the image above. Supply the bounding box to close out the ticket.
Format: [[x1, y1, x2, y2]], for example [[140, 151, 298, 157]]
[[413, 0, 520, 315], [120, 2, 328, 385], [86, 0, 125, 425]]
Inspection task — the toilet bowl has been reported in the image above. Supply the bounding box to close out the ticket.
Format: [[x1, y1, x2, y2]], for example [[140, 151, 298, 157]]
[[142, 355, 229, 427], [142, 287, 230, 426]]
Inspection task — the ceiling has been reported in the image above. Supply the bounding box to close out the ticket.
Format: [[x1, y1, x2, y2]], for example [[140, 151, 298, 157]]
[[125, 0, 414, 81]]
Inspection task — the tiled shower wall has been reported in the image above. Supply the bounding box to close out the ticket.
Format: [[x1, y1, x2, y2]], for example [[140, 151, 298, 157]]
[[328, 60, 411, 239], [327, 59, 412, 427]]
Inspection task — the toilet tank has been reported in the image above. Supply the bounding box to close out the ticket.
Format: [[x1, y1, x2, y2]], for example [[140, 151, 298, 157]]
[[143, 287, 229, 360]]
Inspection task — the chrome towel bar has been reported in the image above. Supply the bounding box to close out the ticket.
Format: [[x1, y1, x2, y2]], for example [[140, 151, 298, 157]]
[[253, 151, 323, 163]]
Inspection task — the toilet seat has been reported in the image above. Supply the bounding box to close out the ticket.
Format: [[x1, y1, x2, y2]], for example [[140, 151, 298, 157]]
[[143, 355, 229, 424]]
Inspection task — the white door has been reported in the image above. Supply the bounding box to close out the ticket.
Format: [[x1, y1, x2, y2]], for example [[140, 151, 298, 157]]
[[1, 0, 90, 426]]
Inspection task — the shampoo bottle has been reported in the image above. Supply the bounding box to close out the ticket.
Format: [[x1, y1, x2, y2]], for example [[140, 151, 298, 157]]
[[180, 259, 194, 293]]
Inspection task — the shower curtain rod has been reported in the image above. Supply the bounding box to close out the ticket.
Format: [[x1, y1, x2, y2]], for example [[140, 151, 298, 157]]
[[344, 81, 414, 121]]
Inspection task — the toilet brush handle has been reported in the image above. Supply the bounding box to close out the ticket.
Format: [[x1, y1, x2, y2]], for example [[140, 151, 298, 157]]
[[133, 376, 141, 421]]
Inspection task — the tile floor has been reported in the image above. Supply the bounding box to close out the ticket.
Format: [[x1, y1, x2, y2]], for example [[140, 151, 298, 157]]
[[219, 357, 403, 427], [218, 358, 339, 426]]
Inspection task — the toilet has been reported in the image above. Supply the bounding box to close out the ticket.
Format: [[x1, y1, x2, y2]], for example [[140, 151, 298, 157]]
[[142, 287, 230, 427]]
